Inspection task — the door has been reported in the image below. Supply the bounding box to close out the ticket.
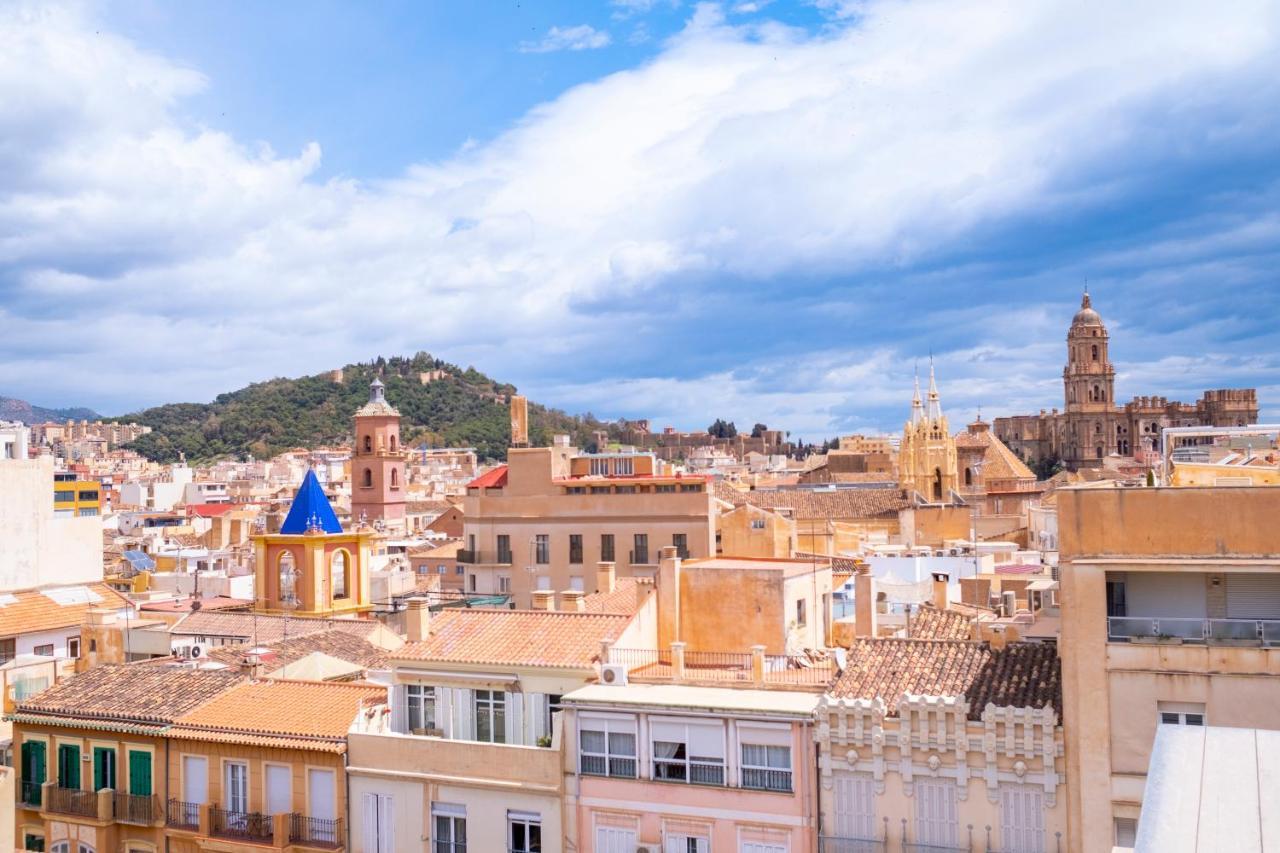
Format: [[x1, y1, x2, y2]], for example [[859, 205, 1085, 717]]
[[182, 755, 208, 804], [595, 827, 636, 853], [265, 764, 292, 815], [57, 744, 80, 788], [127, 751, 151, 796], [308, 768, 337, 843], [92, 747, 116, 791], [834, 774, 877, 841], [225, 762, 248, 813]]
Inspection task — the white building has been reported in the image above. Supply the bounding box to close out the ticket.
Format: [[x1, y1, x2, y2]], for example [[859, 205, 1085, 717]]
[[0, 453, 103, 590]]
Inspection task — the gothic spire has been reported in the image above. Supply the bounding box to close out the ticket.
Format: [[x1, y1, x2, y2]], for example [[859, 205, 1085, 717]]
[[926, 356, 944, 422], [910, 365, 924, 425]]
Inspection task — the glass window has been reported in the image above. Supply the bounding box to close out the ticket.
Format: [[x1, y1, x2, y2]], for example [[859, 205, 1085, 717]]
[[579, 717, 637, 778], [497, 535, 511, 563], [633, 534, 648, 565], [655, 484, 676, 493], [407, 685, 436, 733], [680, 484, 702, 493], [672, 533, 688, 559], [224, 761, 248, 813], [534, 535, 549, 565], [53, 490, 74, 502], [67, 638, 80, 658], [651, 720, 725, 785], [57, 744, 80, 789], [601, 534, 615, 563], [92, 747, 116, 792], [33, 645, 53, 657], [474, 691, 506, 744], [569, 534, 583, 564], [433, 803, 466, 853], [331, 551, 348, 599], [740, 744, 791, 792], [795, 599, 807, 627], [508, 811, 541, 853]]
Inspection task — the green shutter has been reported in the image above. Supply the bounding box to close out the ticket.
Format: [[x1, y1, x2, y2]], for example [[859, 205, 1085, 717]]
[[57, 744, 79, 789], [93, 747, 116, 791], [128, 750, 152, 796]]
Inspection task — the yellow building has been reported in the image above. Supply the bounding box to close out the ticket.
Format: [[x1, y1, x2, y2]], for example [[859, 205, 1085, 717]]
[[52, 473, 101, 517], [716, 503, 796, 558], [899, 364, 959, 503]]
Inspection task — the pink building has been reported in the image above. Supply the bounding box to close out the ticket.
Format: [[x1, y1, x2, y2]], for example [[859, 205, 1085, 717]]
[[562, 682, 819, 853]]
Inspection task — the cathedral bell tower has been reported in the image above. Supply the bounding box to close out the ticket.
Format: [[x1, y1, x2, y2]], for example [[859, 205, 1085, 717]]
[[1063, 290, 1115, 415], [350, 377, 407, 531], [899, 362, 959, 503]]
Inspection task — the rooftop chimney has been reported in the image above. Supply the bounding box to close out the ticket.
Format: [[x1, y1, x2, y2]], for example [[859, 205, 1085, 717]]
[[561, 590, 586, 612], [510, 395, 529, 448], [405, 596, 431, 643], [531, 590, 555, 612], [596, 561, 616, 595], [854, 571, 878, 638], [931, 572, 950, 611]]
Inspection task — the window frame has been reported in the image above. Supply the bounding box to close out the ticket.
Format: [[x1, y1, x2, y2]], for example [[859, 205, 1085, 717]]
[[474, 690, 507, 744], [407, 684, 436, 733], [578, 715, 638, 779], [507, 810, 542, 853]]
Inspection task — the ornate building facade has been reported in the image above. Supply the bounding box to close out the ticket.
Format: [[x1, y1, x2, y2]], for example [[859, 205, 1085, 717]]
[[994, 292, 1259, 470], [899, 365, 959, 503], [349, 377, 407, 531]]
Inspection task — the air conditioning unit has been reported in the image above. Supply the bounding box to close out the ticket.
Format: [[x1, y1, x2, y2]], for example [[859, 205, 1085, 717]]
[[600, 664, 628, 686], [189, 645, 204, 660], [636, 846, 654, 853]]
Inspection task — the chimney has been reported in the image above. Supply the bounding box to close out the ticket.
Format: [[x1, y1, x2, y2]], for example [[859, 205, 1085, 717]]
[[596, 561, 616, 594], [931, 572, 949, 611], [531, 590, 555, 612], [510, 395, 529, 448], [657, 548, 683, 648], [854, 571, 878, 638], [405, 597, 431, 643], [561, 590, 586, 612], [240, 650, 267, 679]]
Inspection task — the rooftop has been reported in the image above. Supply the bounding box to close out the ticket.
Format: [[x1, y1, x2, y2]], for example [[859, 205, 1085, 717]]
[[908, 605, 975, 641], [15, 663, 244, 724], [279, 469, 342, 534], [394, 608, 631, 669], [171, 610, 385, 644], [562, 682, 820, 716], [466, 465, 509, 489], [204, 629, 390, 671], [715, 481, 910, 520], [0, 583, 130, 637]]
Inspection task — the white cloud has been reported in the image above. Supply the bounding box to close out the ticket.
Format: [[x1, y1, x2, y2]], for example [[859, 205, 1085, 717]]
[[2, 0, 1279, 434], [518, 24, 612, 54]]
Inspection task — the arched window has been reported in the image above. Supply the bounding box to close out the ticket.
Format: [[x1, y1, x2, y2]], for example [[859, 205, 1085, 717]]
[[362, 468, 373, 488], [389, 434, 397, 452], [1096, 446, 1104, 459], [331, 550, 348, 599], [390, 468, 399, 489], [1091, 344, 1099, 361], [964, 467, 973, 486], [363, 435, 372, 453], [932, 467, 943, 502], [278, 551, 298, 604]]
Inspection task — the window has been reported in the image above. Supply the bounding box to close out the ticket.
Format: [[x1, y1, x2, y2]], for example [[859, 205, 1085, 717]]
[[566, 486, 586, 495], [77, 508, 97, 517], [534, 535, 549, 565], [224, 761, 248, 813], [363, 435, 372, 453], [497, 535, 512, 564], [469, 575, 476, 592], [590, 458, 609, 476], [1091, 344, 1099, 361], [331, 550, 348, 599], [1000, 785, 1046, 853], [579, 716, 638, 778], [1158, 702, 1205, 727], [615, 485, 636, 494], [390, 468, 399, 489], [834, 774, 877, 842], [437, 565, 446, 574], [33, 645, 53, 657], [54, 490, 74, 502], [92, 747, 116, 791], [77, 490, 98, 501], [407, 685, 436, 733], [474, 691, 506, 744], [508, 811, 541, 853], [795, 599, 806, 627], [673, 533, 688, 559], [569, 534, 583, 564], [595, 827, 636, 853], [633, 534, 649, 565], [651, 720, 725, 785], [433, 803, 466, 853], [278, 551, 298, 605], [914, 779, 959, 848], [590, 486, 610, 495], [750, 518, 766, 530], [265, 763, 291, 815], [57, 744, 80, 789], [24, 833, 44, 852], [362, 468, 373, 488], [680, 484, 702, 493], [615, 457, 634, 476], [128, 750, 152, 796], [600, 534, 615, 563], [1114, 817, 1137, 848], [21, 740, 47, 806], [499, 576, 511, 594], [741, 742, 792, 792], [457, 565, 466, 576], [655, 484, 676, 493], [665, 835, 709, 853], [362, 792, 394, 853], [182, 755, 208, 805]]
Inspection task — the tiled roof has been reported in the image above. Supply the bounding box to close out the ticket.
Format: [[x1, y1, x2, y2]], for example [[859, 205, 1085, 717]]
[[395, 609, 630, 669], [719, 485, 910, 520], [171, 610, 382, 644], [908, 605, 973, 641], [0, 583, 130, 637], [16, 663, 245, 723], [205, 629, 389, 670], [955, 428, 1037, 482], [169, 680, 385, 752], [582, 577, 648, 614], [829, 638, 1061, 720], [467, 465, 508, 489]]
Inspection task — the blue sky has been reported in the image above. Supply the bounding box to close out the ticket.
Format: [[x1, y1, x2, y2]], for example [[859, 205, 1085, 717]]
[[1, 0, 1278, 438]]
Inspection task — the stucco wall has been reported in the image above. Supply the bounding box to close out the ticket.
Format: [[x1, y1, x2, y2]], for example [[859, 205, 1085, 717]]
[[0, 457, 102, 590]]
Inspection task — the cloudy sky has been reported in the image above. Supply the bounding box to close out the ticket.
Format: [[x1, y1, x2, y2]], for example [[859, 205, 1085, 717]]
[[2, 0, 1278, 437]]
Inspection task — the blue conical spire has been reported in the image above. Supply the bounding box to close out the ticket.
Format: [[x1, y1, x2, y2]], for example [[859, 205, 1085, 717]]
[[280, 470, 342, 534]]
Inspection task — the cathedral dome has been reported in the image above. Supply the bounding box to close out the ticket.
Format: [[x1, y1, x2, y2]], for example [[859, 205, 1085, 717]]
[[1071, 292, 1102, 328]]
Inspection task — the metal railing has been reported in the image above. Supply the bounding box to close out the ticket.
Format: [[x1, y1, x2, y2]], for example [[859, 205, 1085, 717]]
[[167, 798, 199, 829], [820, 837, 887, 853], [653, 759, 725, 786], [290, 813, 342, 848], [115, 791, 160, 824], [606, 647, 673, 670], [741, 767, 793, 792], [629, 549, 651, 565], [45, 786, 97, 818], [1108, 616, 1280, 645], [580, 754, 638, 778], [18, 781, 41, 808], [210, 805, 273, 843], [456, 549, 476, 564]]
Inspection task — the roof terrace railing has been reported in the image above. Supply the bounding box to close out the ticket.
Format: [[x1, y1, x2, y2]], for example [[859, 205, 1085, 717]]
[[1107, 616, 1280, 645]]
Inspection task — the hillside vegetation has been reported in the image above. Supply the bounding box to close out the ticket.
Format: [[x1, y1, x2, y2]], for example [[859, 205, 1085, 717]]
[[117, 353, 616, 463]]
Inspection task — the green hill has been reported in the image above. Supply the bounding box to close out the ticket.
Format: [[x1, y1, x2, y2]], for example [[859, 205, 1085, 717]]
[[0, 396, 101, 425], [116, 353, 616, 463]]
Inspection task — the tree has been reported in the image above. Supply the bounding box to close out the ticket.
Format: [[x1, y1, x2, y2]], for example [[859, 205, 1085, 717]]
[[707, 418, 738, 439], [1030, 453, 1064, 481], [750, 423, 768, 438]]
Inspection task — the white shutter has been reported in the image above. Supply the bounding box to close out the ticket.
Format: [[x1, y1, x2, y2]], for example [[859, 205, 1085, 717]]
[[377, 794, 394, 853], [182, 755, 208, 804], [437, 687, 453, 738], [362, 793, 378, 853], [687, 722, 725, 759], [835, 774, 876, 840], [453, 689, 473, 740], [390, 684, 408, 734], [505, 691, 522, 744], [529, 693, 549, 742], [265, 764, 291, 815], [596, 827, 636, 853], [1227, 574, 1280, 619], [651, 721, 686, 742]]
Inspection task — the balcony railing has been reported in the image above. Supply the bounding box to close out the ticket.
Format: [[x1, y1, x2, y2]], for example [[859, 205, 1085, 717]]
[[45, 786, 97, 818], [629, 549, 651, 565], [580, 754, 638, 778], [1108, 616, 1280, 645], [210, 805, 274, 843], [18, 781, 41, 808], [653, 759, 725, 785], [167, 798, 199, 830], [290, 813, 343, 848], [741, 766, 793, 792], [456, 549, 476, 564], [114, 791, 161, 824], [456, 549, 512, 565], [820, 837, 887, 853]]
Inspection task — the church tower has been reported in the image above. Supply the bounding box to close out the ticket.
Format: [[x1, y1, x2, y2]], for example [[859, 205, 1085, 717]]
[[349, 377, 407, 531], [1063, 290, 1115, 414], [899, 362, 959, 503]]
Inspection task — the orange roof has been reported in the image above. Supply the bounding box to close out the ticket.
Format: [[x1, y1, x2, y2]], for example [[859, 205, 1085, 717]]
[[395, 609, 630, 669], [467, 465, 508, 489], [170, 679, 386, 752], [0, 583, 130, 637], [582, 577, 648, 614]]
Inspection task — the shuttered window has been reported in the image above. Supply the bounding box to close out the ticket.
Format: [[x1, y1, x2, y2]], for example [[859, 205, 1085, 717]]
[[57, 744, 80, 789], [128, 750, 152, 796], [362, 792, 394, 853], [93, 747, 116, 792], [1000, 785, 1045, 853], [834, 773, 877, 841], [914, 779, 958, 847], [595, 827, 636, 853], [1226, 574, 1280, 619]]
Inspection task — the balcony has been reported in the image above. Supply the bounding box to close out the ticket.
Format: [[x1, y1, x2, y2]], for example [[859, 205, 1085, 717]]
[[45, 785, 97, 818], [653, 758, 725, 786], [210, 805, 274, 844], [290, 814, 343, 849], [820, 838, 886, 853], [741, 766, 793, 793], [18, 781, 41, 808], [456, 549, 511, 566], [167, 798, 199, 830], [1107, 616, 1280, 646], [114, 791, 161, 824]]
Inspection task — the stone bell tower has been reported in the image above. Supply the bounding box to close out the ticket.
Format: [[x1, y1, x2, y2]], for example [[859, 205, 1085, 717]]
[[349, 377, 407, 531]]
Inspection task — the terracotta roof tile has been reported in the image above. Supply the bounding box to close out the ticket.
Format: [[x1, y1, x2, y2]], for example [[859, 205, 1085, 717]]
[[908, 605, 974, 641], [395, 609, 630, 669], [16, 663, 245, 723], [0, 583, 130, 637], [204, 630, 389, 670], [467, 465, 509, 489], [829, 638, 1061, 720], [172, 610, 382, 644], [170, 680, 385, 752], [582, 577, 647, 614], [719, 485, 910, 520]]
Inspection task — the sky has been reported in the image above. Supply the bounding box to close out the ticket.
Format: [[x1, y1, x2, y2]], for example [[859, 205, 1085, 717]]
[[1, 0, 1278, 439]]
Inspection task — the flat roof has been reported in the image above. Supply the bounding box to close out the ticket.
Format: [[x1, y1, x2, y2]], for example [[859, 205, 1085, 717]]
[[562, 682, 820, 717]]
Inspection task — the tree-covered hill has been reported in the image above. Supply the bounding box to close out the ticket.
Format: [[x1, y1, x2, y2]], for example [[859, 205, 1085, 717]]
[[116, 353, 617, 463]]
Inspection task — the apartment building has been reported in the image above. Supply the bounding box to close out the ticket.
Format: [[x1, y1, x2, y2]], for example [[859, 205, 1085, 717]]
[[52, 473, 102, 517], [461, 443, 715, 607], [1058, 484, 1280, 851]]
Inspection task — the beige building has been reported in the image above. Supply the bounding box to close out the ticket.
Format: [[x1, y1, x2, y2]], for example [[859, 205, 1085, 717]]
[[900, 366, 959, 504], [716, 503, 796, 559], [461, 443, 715, 608], [1058, 484, 1280, 851]]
